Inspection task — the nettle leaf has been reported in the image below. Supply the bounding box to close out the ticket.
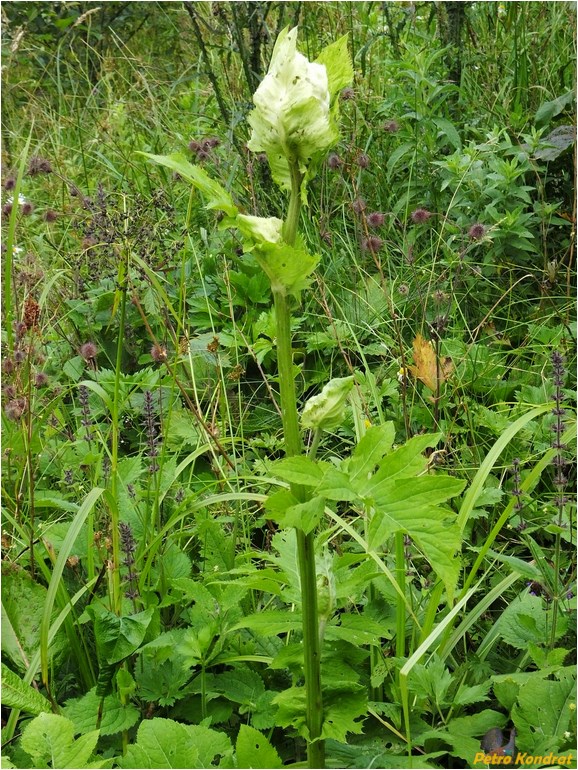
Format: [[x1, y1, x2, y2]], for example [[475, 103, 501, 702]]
[[512, 668, 576, 755], [21, 713, 102, 769], [120, 719, 233, 769], [274, 686, 366, 743], [139, 153, 238, 216], [236, 724, 282, 769], [231, 609, 302, 636], [1, 662, 51, 715], [205, 666, 265, 712], [63, 688, 139, 736]]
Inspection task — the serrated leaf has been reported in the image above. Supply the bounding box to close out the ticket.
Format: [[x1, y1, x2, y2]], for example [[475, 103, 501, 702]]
[[512, 669, 576, 755], [317, 467, 357, 501], [0, 662, 51, 715], [281, 495, 326, 534], [236, 724, 282, 769], [230, 610, 303, 636], [119, 719, 199, 769], [206, 666, 265, 710], [254, 241, 320, 298], [358, 432, 441, 494], [347, 423, 396, 486], [409, 333, 453, 392], [63, 688, 140, 736]]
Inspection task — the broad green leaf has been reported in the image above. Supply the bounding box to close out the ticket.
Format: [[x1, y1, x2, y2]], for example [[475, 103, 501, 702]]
[[236, 725, 282, 769], [120, 719, 233, 769], [205, 666, 265, 710], [273, 686, 366, 743], [273, 456, 328, 486], [494, 592, 568, 649], [512, 669, 576, 755], [253, 241, 320, 298], [120, 719, 199, 769], [0, 662, 51, 715], [63, 688, 139, 736], [281, 495, 326, 534], [347, 423, 396, 486], [367, 475, 465, 512], [2, 568, 54, 672], [368, 475, 465, 600], [139, 153, 238, 216], [317, 467, 357, 501], [21, 713, 101, 769], [325, 614, 389, 646], [359, 432, 442, 493]]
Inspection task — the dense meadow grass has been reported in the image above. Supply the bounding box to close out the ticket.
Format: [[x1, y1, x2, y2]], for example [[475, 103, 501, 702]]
[[1, 2, 576, 768]]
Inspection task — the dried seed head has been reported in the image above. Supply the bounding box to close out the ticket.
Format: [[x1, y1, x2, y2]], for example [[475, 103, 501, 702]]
[[150, 343, 168, 363], [361, 236, 383, 254], [27, 156, 53, 175], [327, 153, 342, 170], [351, 197, 366, 215], [383, 120, 399, 133], [340, 86, 355, 100], [356, 153, 370, 169]]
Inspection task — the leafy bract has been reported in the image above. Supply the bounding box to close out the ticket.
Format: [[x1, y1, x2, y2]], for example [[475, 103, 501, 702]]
[[138, 152, 237, 216]]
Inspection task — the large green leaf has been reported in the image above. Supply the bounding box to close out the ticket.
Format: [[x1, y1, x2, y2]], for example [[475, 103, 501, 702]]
[[273, 456, 329, 486], [63, 688, 139, 736], [236, 725, 282, 769], [0, 663, 51, 715], [512, 669, 576, 755], [119, 719, 232, 769], [21, 713, 102, 769], [346, 423, 396, 486]]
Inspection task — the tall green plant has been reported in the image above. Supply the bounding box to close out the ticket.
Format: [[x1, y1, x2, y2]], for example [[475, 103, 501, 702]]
[[142, 26, 353, 768]]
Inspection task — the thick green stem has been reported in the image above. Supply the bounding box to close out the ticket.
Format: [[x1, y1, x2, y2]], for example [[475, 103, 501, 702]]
[[273, 156, 325, 769]]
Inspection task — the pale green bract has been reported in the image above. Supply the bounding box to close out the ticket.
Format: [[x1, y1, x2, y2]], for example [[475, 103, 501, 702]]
[[236, 214, 284, 245], [247, 27, 353, 195], [301, 376, 355, 431]]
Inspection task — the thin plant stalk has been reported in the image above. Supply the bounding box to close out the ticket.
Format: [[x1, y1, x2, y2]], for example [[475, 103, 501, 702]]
[[273, 156, 324, 769], [109, 250, 129, 615]]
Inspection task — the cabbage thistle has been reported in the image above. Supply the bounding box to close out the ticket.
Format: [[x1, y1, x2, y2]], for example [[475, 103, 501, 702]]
[[247, 27, 353, 196], [301, 376, 355, 431]]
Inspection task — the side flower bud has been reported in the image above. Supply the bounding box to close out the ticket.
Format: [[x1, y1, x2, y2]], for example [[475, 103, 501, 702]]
[[301, 376, 355, 431]]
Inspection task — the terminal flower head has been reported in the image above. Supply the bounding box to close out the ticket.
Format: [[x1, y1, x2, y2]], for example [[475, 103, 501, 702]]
[[247, 27, 353, 196]]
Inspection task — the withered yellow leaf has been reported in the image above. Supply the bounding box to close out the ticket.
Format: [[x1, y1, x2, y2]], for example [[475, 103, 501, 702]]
[[408, 333, 453, 392]]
